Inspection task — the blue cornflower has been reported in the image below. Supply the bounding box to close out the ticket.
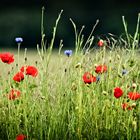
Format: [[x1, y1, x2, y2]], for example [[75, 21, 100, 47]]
[[15, 37, 23, 43], [122, 69, 128, 75], [96, 75, 100, 82], [64, 50, 72, 57]]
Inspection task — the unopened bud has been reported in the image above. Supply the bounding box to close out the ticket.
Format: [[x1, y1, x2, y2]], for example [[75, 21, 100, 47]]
[[132, 83, 137, 88], [71, 83, 77, 91], [102, 91, 108, 96], [109, 57, 112, 62], [94, 64, 98, 68], [117, 54, 120, 60], [132, 103, 136, 108], [75, 62, 82, 68], [24, 57, 27, 62]]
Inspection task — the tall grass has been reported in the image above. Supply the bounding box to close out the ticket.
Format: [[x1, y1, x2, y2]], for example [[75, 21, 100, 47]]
[[0, 8, 140, 140]]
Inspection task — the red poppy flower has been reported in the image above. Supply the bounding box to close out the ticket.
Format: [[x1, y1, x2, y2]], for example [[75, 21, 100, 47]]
[[122, 103, 128, 110], [114, 87, 123, 98], [20, 66, 38, 77], [128, 92, 140, 100], [0, 52, 14, 64], [13, 72, 24, 82], [8, 89, 21, 100], [97, 39, 104, 47], [20, 66, 27, 73], [16, 134, 26, 140], [127, 106, 133, 110], [122, 103, 132, 110], [95, 65, 107, 74], [82, 72, 96, 84]]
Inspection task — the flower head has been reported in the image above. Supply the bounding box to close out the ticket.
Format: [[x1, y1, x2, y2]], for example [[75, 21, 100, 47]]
[[83, 72, 96, 84], [114, 87, 123, 98], [96, 75, 100, 82], [8, 89, 21, 100], [64, 50, 72, 57], [122, 69, 128, 75], [13, 72, 24, 82], [128, 92, 140, 100], [97, 39, 104, 47], [15, 37, 23, 43], [122, 103, 132, 110], [16, 134, 26, 140], [0, 52, 14, 64], [20, 66, 38, 77], [95, 65, 107, 74], [122, 103, 128, 110]]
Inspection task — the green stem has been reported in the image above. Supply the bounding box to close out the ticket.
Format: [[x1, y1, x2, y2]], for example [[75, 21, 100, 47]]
[[122, 16, 131, 48], [17, 43, 21, 69]]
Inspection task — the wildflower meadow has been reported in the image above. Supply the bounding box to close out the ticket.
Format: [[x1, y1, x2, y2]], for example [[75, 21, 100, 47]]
[[0, 8, 140, 140]]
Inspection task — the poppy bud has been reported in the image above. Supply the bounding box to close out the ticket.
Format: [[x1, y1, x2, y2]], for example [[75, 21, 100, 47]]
[[132, 103, 136, 108], [117, 54, 120, 60], [75, 62, 82, 68], [132, 83, 137, 88], [102, 91, 108, 96], [94, 64, 98, 68]]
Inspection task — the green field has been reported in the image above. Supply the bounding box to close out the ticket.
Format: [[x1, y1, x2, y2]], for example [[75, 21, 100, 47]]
[[0, 9, 140, 140]]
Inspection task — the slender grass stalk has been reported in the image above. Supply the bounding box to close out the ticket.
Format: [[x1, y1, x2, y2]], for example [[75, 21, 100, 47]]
[[24, 48, 27, 63], [41, 7, 45, 38], [132, 13, 140, 49], [70, 19, 99, 55], [45, 9, 63, 68], [122, 16, 131, 48], [58, 39, 63, 55], [17, 43, 21, 69], [70, 18, 85, 54], [82, 19, 99, 50]]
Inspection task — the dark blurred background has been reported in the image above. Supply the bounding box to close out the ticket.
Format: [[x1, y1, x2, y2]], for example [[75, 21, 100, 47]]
[[0, 0, 140, 49]]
